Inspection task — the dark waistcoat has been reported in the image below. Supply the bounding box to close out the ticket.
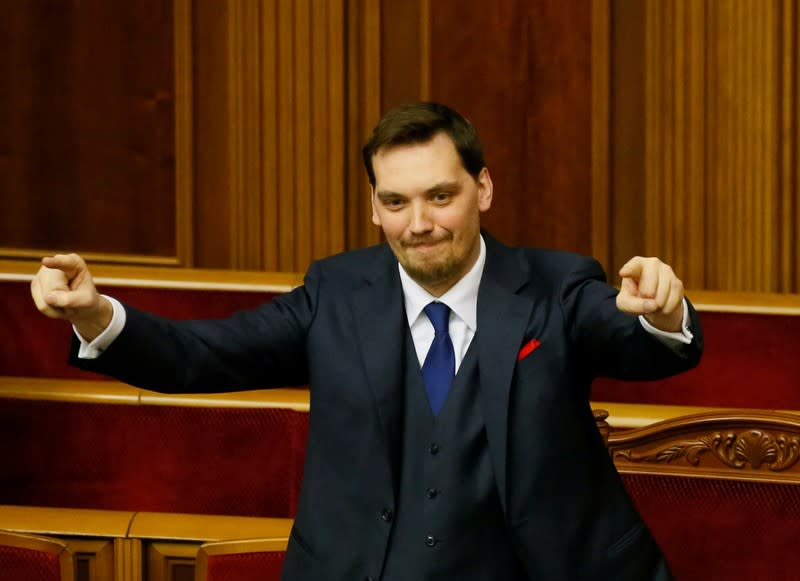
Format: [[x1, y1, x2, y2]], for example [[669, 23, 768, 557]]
[[381, 331, 525, 580]]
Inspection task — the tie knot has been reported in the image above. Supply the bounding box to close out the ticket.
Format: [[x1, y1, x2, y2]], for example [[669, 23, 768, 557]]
[[424, 302, 451, 335]]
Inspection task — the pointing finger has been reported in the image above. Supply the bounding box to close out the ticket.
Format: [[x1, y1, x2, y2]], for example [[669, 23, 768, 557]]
[[618, 256, 644, 280], [41, 253, 84, 279]]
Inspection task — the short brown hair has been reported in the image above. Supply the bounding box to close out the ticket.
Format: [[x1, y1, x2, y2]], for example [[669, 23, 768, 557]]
[[362, 102, 485, 187]]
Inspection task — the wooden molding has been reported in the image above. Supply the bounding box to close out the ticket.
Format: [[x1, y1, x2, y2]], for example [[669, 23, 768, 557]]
[[0, 258, 301, 291], [591, 0, 611, 271], [345, 0, 382, 251], [687, 289, 800, 315], [0, 506, 133, 538], [174, 0, 194, 268], [419, 0, 430, 100], [227, 0, 263, 270], [68, 539, 115, 581], [595, 401, 800, 430], [0, 249, 181, 266], [147, 542, 198, 581], [0, 505, 292, 545], [128, 512, 292, 543], [0, 377, 310, 411], [608, 410, 800, 483], [114, 539, 143, 581]]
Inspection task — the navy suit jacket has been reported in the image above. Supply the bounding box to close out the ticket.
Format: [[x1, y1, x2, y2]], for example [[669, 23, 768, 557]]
[[73, 233, 702, 580]]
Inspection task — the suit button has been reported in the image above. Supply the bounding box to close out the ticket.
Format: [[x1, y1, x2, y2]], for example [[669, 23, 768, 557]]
[[428, 443, 439, 455], [426, 487, 438, 499], [365, 577, 376, 581], [381, 507, 393, 522], [425, 535, 437, 547]]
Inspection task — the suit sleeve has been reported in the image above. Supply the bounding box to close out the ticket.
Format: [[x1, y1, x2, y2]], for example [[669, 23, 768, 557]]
[[70, 263, 321, 393], [559, 256, 703, 380]]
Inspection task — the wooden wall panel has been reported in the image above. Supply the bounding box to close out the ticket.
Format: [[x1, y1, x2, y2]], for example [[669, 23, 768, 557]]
[[642, 0, 707, 288], [345, 0, 382, 250], [607, 0, 800, 293], [0, 1, 180, 263], [193, 0, 349, 272], [70, 539, 115, 581], [428, 0, 593, 255]]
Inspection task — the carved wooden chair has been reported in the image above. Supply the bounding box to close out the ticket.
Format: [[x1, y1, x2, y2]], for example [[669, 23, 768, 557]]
[[0, 530, 74, 581], [195, 537, 289, 581], [595, 409, 800, 581]]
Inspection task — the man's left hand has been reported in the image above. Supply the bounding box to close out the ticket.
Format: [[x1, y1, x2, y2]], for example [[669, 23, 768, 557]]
[[616, 256, 684, 332]]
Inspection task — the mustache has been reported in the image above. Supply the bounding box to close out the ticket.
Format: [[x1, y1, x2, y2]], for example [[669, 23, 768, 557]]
[[400, 234, 453, 248]]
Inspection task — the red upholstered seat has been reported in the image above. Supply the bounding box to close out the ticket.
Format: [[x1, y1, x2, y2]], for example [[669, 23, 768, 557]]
[[0, 398, 308, 517], [0, 531, 74, 581], [196, 538, 288, 581], [623, 474, 800, 581]]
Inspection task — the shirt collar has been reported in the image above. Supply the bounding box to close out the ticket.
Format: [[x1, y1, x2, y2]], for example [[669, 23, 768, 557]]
[[398, 235, 486, 331]]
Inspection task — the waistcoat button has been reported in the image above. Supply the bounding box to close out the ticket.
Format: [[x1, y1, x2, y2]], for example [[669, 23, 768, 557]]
[[381, 507, 393, 522], [426, 487, 438, 499], [425, 535, 437, 547], [428, 443, 439, 455]]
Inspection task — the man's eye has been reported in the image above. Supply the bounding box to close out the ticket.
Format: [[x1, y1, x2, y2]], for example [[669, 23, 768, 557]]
[[385, 198, 404, 207], [433, 193, 452, 203]]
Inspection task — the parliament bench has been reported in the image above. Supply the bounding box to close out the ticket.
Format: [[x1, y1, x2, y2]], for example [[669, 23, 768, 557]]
[[3, 377, 800, 580]]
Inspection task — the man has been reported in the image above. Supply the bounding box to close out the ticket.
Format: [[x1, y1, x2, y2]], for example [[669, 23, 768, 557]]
[[32, 102, 701, 580]]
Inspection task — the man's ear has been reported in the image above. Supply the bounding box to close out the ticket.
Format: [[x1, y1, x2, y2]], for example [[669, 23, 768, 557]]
[[370, 186, 382, 226], [477, 168, 493, 212]]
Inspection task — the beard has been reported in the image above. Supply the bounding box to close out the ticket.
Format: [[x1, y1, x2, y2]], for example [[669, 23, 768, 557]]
[[395, 232, 464, 288], [400, 252, 461, 288]]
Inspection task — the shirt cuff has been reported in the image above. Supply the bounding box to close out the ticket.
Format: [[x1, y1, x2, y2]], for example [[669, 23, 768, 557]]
[[638, 298, 693, 345], [75, 296, 126, 359]]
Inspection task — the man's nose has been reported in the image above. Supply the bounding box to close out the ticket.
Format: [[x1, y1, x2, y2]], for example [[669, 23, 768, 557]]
[[409, 203, 433, 234]]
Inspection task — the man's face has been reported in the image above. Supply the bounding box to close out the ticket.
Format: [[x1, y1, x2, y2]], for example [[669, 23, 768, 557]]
[[370, 132, 493, 296]]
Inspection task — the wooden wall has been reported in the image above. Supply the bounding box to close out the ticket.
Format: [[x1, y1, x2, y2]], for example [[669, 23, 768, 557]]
[[0, 1, 181, 265], [0, 0, 422, 273], [604, 0, 800, 292], [2, 0, 798, 297], [428, 0, 593, 256]]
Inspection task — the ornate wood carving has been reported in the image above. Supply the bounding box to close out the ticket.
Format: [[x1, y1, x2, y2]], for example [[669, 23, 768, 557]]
[[615, 429, 800, 472], [593, 408, 611, 445], [608, 411, 800, 482]]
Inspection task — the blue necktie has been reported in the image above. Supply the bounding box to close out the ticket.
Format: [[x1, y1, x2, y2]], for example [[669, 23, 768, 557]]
[[421, 302, 455, 416]]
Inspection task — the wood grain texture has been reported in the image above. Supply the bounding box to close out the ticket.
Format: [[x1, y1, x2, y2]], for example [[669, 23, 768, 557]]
[[0, 1, 177, 260], [591, 0, 611, 269], [428, 0, 592, 255], [608, 0, 800, 292], [345, 0, 382, 250], [194, 0, 348, 272]]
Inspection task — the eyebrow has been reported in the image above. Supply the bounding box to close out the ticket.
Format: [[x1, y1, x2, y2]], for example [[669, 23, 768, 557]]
[[425, 181, 460, 194], [375, 181, 461, 201]]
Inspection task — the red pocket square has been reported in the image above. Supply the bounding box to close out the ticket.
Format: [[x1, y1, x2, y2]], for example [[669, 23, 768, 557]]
[[517, 338, 541, 361]]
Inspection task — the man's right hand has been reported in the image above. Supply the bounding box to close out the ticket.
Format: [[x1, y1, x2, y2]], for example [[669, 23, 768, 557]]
[[31, 253, 113, 342]]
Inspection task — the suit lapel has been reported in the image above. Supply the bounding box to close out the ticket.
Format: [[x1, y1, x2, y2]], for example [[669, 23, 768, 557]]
[[349, 247, 406, 490], [477, 235, 535, 514]]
